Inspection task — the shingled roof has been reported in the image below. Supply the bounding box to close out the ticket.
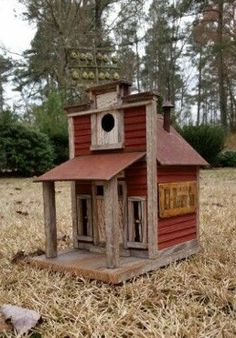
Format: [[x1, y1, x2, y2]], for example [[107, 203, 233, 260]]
[[156, 115, 208, 166]]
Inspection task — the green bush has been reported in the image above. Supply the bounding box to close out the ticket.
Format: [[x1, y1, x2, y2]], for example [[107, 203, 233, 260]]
[[50, 132, 69, 165], [215, 151, 236, 167], [32, 90, 69, 165], [0, 119, 54, 176], [181, 125, 225, 164]]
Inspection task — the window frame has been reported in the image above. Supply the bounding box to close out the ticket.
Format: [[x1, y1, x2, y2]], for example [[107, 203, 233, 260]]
[[127, 197, 147, 249], [77, 194, 93, 242]]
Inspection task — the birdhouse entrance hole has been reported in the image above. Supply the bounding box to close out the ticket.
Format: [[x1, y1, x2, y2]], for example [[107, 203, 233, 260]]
[[101, 113, 115, 132]]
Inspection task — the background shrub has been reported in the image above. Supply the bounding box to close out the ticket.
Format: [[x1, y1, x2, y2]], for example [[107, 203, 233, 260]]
[[181, 125, 225, 165], [215, 151, 236, 167], [0, 119, 54, 176], [32, 90, 69, 165]]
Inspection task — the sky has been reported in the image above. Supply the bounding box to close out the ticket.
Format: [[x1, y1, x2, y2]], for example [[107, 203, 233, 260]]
[[0, 0, 36, 107]]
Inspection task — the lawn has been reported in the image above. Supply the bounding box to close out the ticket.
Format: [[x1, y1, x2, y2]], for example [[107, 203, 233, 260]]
[[0, 169, 236, 337]]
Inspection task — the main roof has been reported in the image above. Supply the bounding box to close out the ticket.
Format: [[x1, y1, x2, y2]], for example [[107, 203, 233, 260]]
[[156, 115, 208, 166]]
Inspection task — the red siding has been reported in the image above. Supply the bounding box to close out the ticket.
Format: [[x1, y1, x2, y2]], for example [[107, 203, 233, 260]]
[[76, 182, 92, 195], [157, 166, 198, 250], [124, 106, 146, 151], [74, 115, 91, 156], [158, 166, 197, 183], [125, 160, 147, 197]]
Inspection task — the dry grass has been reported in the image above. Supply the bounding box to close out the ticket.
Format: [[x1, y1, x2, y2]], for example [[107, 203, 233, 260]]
[[0, 169, 236, 338]]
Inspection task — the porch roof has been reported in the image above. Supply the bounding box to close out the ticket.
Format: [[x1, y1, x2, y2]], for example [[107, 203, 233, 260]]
[[35, 152, 146, 182]]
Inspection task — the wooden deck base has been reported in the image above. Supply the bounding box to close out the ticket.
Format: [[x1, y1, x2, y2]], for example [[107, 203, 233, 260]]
[[28, 242, 200, 284]]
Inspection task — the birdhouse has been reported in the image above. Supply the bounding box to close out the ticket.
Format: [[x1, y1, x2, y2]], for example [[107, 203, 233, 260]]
[[32, 81, 208, 284]]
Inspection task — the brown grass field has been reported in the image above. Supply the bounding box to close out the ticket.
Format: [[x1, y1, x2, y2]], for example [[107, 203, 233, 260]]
[[0, 168, 236, 338]]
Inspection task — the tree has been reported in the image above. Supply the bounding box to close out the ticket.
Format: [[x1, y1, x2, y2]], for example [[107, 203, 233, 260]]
[[0, 53, 12, 114], [192, 1, 236, 129]]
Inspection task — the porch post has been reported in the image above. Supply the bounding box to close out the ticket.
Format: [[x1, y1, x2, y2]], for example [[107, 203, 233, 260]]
[[104, 176, 120, 268], [43, 181, 57, 258]]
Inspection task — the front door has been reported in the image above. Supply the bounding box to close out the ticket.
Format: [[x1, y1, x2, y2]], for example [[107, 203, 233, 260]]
[[94, 182, 126, 245]]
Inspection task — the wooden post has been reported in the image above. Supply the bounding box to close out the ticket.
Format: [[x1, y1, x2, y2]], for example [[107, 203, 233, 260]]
[[71, 182, 79, 249], [68, 116, 79, 249], [146, 101, 158, 259], [43, 181, 57, 258], [104, 176, 120, 268]]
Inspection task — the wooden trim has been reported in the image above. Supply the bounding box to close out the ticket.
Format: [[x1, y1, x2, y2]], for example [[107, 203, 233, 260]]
[[146, 101, 158, 258], [68, 117, 75, 159], [68, 117, 78, 249], [77, 236, 93, 242], [196, 168, 200, 242], [90, 142, 124, 151], [130, 249, 149, 258], [43, 181, 57, 258], [77, 194, 92, 238], [67, 100, 153, 117], [104, 176, 120, 268], [122, 182, 128, 249], [127, 197, 147, 247], [157, 239, 199, 258], [127, 242, 148, 249], [91, 183, 99, 245], [91, 114, 97, 147], [71, 182, 78, 249]]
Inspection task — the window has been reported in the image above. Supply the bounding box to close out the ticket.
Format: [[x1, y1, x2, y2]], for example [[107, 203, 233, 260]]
[[96, 185, 104, 196], [77, 195, 92, 241], [127, 198, 147, 248]]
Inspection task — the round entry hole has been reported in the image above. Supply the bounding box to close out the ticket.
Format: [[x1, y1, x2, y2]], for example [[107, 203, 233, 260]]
[[101, 113, 115, 132]]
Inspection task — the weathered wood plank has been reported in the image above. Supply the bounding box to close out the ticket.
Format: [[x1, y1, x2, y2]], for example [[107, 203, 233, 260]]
[[146, 101, 158, 258], [104, 176, 120, 268], [67, 100, 153, 117], [68, 117, 75, 159], [43, 181, 57, 258]]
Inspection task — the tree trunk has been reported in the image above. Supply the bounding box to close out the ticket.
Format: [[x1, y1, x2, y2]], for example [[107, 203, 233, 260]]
[[0, 81, 3, 115], [197, 47, 203, 126], [217, 0, 227, 129]]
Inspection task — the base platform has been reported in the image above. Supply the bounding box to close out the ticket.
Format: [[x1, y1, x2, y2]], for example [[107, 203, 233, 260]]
[[28, 243, 200, 284]]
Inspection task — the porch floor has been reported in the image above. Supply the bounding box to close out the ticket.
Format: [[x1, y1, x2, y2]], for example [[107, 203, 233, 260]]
[[28, 244, 200, 284]]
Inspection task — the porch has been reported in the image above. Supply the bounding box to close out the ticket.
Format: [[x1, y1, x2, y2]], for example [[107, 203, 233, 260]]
[[28, 243, 200, 284], [34, 152, 147, 271]]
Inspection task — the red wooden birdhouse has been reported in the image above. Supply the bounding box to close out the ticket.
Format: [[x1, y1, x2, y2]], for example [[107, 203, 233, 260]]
[[32, 81, 207, 283]]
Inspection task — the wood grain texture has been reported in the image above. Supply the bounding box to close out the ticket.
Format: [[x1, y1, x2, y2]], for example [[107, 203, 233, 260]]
[[104, 177, 120, 268], [91, 111, 124, 150], [125, 161, 147, 197], [196, 168, 200, 242], [29, 240, 200, 284], [158, 181, 197, 218], [96, 91, 117, 109], [158, 214, 197, 250], [77, 195, 92, 238], [124, 106, 146, 151], [71, 182, 79, 249], [146, 102, 158, 258], [68, 117, 75, 159], [67, 100, 153, 117], [74, 115, 91, 156], [157, 166, 197, 183], [43, 182, 57, 258]]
